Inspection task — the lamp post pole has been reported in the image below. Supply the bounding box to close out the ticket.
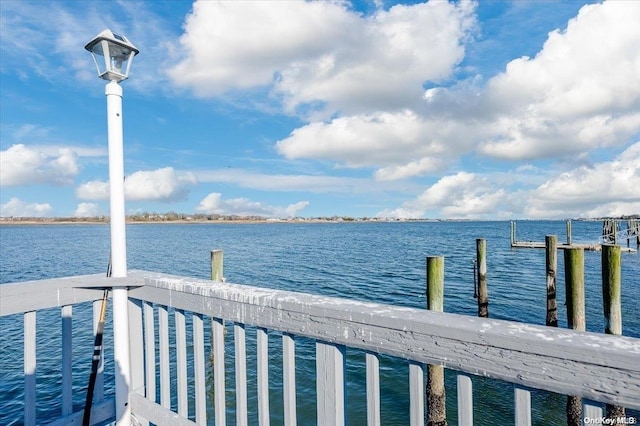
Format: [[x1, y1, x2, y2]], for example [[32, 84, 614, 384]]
[[105, 79, 132, 426], [86, 29, 138, 426]]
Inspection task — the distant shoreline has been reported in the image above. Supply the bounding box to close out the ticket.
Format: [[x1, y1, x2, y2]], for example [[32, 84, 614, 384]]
[[0, 217, 631, 226], [0, 218, 436, 225]]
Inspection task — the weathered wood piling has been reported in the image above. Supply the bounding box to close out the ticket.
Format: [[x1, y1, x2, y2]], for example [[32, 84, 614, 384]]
[[211, 249, 224, 282], [564, 248, 585, 426], [545, 235, 558, 327], [426, 256, 447, 426], [602, 244, 625, 422], [476, 239, 488, 318], [210, 249, 226, 425]]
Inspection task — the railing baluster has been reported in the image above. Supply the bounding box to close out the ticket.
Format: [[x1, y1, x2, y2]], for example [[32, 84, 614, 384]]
[[235, 323, 248, 426], [282, 333, 297, 426], [457, 374, 473, 426], [175, 309, 188, 418], [213, 318, 226, 426], [24, 311, 36, 426], [409, 361, 424, 426], [316, 341, 346, 426], [129, 299, 147, 425], [159, 305, 170, 409], [93, 299, 105, 402], [515, 387, 531, 426], [61, 305, 72, 416], [193, 313, 206, 425], [257, 327, 270, 426], [143, 301, 156, 403], [366, 352, 380, 426], [583, 401, 603, 425]]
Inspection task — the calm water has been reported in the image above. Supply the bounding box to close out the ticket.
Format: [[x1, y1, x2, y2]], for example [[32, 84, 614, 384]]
[[1, 221, 638, 425]]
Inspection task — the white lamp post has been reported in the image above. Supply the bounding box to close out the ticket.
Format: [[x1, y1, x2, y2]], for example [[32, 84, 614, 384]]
[[85, 29, 139, 426]]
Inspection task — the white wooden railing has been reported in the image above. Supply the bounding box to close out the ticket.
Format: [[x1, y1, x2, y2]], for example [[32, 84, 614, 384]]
[[1, 270, 639, 425]]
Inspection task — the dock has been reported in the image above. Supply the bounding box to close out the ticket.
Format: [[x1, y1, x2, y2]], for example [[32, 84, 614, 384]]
[[510, 220, 638, 253]]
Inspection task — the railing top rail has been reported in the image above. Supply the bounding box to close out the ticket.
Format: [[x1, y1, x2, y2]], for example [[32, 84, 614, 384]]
[[128, 270, 640, 409], [0, 273, 145, 316]]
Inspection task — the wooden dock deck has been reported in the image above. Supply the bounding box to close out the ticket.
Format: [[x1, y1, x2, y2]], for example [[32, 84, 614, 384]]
[[510, 220, 638, 253], [510, 240, 637, 252]]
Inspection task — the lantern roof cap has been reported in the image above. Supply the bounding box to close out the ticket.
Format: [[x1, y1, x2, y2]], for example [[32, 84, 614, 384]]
[[85, 29, 139, 56]]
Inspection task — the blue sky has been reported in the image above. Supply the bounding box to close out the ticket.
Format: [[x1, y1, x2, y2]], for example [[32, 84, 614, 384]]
[[1, 0, 638, 219]]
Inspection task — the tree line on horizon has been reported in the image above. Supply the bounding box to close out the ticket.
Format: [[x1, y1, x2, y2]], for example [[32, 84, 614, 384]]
[[1, 212, 639, 223]]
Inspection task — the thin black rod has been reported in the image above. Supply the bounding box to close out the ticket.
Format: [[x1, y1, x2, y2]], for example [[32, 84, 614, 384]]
[[83, 259, 110, 426]]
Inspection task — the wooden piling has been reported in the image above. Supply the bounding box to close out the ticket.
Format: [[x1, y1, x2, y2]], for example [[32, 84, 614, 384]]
[[602, 244, 625, 421], [211, 250, 224, 282], [476, 239, 488, 318], [564, 247, 585, 426], [545, 235, 558, 327], [566, 220, 572, 246], [510, 221, 516, 246], [426, 256, 447, 426], [209, 249, 225, 424]]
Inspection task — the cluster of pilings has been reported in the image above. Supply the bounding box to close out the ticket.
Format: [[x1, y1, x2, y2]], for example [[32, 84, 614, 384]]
[[603, 219, 640, 248], [425, 236, 626, 426]]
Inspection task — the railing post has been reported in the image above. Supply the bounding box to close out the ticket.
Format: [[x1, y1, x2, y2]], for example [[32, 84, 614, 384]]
[[564, 247, 585, 426], [426, 256, 447, 426], [602, 244, 625, 421]]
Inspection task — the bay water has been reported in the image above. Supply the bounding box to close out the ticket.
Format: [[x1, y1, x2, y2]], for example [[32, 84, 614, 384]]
[[1, 221, 638, 424]]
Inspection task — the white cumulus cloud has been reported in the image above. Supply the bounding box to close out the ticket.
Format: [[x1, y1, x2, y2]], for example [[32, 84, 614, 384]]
[[275, 110, 470, 177], [378, 172, 510, 219], [0, 197, 53, 217], [76, 167, 197, 201], [169, 0, 476, 117], [476, 0, 640, 160], [379, 142, 640, 219], [195, 193, 309, 218], [73, 202, 102, 217], [125, 167, 197, 201], [525, 142, 640, 218], [275, 1, 640, 180], [1, 144, 80, 186]]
